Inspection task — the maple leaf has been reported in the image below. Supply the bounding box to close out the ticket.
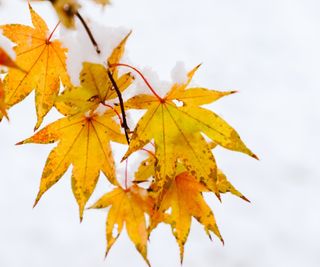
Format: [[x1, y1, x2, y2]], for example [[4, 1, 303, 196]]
[[0, 4, 70, 129], [17, 109, 126, 220], [123, 65, 257, 202], [55, 32, 133, 116], [90, 184, 153, 266], [150, 171, 224, 263]]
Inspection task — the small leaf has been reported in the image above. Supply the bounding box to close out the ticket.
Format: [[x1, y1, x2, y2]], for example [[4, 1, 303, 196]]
[[91, 185, 153, 266], [150, 171, 224, 263]]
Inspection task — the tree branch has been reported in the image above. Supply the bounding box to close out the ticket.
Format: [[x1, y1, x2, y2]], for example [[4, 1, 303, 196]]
[[107, 70, 131, 144], [76, 12, 101, 54]]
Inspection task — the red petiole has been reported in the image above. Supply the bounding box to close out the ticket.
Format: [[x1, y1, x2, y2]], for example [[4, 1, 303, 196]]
[[110, 63, 164, 102], [47, 21, 61, 44]]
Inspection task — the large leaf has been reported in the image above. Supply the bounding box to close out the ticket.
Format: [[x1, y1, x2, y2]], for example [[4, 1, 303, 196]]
[[1, 4, 70, 129], [124, 66, 256, 202], [18, 110, 126, 220]]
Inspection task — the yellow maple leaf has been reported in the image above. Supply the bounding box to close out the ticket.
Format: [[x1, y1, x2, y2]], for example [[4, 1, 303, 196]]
[[90, 184, 153, 266], [17, 110, 126, 220], [150, 171, 224, 263], [0, 4, 70, 129], [55, 32, 133, 116], [123, 65, 257, 202]]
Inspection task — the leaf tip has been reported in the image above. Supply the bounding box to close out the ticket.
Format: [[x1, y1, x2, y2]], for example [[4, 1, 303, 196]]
[[79, 209, 84, 223], [33, 193, 42, 208], [252, 153, 259, 160], [126, 29, 133, 38], [34, 125, 39, 132], [104, 247, 111, 260], [215, 192, 222, 203], [240, 195, 251, 203], [15, 140, 24, 146], [195, 63, 202, 69]]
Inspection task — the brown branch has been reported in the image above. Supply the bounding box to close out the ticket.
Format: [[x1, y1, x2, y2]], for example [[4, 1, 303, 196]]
[[76, 12, 101, 54], [107, 70, 131, 144]]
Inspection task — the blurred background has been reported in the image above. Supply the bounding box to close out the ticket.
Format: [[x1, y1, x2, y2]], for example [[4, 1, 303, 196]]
[[0, 0, 320, 266]]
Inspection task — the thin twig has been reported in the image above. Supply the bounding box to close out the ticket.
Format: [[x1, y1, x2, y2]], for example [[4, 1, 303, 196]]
[[76, 12, 101, 54], [107, 70, 131, 144]]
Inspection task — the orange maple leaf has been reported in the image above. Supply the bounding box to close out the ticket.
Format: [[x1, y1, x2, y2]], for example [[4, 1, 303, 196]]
[[1, 4, 70, 129]]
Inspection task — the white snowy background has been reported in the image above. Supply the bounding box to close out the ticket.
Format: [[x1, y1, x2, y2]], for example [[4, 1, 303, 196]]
[[0, 0, 320, 266]]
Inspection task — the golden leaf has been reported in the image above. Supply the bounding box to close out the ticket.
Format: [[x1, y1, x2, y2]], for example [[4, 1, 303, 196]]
[[17, 110, 126, 220], [124, 66, 256, 203], [150, 171, 224, 263], [90, 185, 153, 266], [1, 4, 70, 129]]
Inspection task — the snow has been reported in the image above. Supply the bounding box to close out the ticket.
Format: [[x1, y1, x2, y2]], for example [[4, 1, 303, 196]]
[[171, 61, 188, 85], [60, 20, 130, 85], [1, 0, 320, 267]]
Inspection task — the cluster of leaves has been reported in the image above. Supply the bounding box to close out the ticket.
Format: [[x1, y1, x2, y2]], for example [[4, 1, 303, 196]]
[[0, 2, 257, 265]]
